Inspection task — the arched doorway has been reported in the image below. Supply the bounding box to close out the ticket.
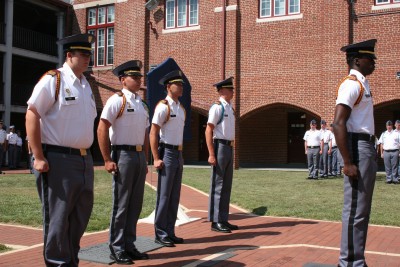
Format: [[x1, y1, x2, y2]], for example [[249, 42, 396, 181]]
[[239, 104, 319, 167]]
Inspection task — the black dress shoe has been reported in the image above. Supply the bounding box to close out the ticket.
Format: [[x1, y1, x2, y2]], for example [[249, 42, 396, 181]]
[[126, 248, 149, 260], [155, 236, 175, 247], [211, 222, 231, 233], [169, 235, 184, 244], [222, 221, 239, 230], [109, 251, 133, 265]]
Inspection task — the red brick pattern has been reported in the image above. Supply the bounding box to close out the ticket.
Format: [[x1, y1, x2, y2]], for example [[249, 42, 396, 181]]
[[68, 1, 400, 165]]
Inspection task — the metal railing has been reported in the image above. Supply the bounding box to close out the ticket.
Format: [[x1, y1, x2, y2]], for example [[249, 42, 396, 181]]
[[13, 26, 58, 56], [11, 83, 33, 106]]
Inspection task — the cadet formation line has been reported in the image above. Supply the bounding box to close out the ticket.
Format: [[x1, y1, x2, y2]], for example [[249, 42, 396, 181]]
[[24, 33, 380, 267]]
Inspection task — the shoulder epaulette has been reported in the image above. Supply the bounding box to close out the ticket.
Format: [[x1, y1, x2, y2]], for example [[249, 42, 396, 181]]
[[347, 74, 358, 81], [115, 91, 126, 119], [157, 99, 171, 123], [336, 75, 365, 106], [211, 101, 225, 125], [156, 99, 186, 124], [39, 69, 61, 103]]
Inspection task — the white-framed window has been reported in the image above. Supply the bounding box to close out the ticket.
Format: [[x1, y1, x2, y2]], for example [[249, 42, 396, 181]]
[[107, 6, 115, 23], [87, 5, 114, 67], [376, 0, 400, 4], [165, 0, 199, 29], [97, 29, 105, 66], [107, 28, 114, 65], [260, 0, 300, 18]]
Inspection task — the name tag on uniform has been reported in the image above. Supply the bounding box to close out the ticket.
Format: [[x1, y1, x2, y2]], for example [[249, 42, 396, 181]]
[[224, 114, 228, 117], [65, 97, 76, 101], [170, 114, 176, 117], [127, 109, 135, 112], [365, 94, 371, 98]]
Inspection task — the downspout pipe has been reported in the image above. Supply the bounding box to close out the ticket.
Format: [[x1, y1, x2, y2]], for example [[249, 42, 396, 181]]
[[348, 0, 355, 45], [221, 0, 226, 80]]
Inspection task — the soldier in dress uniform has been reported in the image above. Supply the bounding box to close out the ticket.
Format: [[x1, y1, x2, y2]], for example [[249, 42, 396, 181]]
[[16, 130, 23, 168], [150, 70, 186, 247], [0, 121, 6, 174], [26, 33, 97, 266], [319, 120, 332, 178], [304, 119, 322, 179], [205, 77, 238, 233], [394, 120, 400, 178], [333, 39, 378, 267], [328, 124, 340, 177], [378, 120, 400, 184], [7, 125, 18, 169], [97, 60, 150, 264]]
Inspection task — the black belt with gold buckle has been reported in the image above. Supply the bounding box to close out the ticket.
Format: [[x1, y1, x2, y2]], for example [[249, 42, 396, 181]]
[[214, 139, 233, 146], [160, 143, 182, 151], [348, 132, 375, 143], [42, 144, 89, 156]]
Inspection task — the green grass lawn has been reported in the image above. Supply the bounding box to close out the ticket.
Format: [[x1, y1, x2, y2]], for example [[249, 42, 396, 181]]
[[182, 168, 400, 226], [0, 170, 156, 232], [0, 168, 398, 230]]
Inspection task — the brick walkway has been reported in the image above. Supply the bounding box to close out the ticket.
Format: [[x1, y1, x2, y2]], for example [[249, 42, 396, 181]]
[[1, 169, 400, 266]]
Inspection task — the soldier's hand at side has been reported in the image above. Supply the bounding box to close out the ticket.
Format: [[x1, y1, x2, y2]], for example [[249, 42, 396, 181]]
[[305, 150, 308, 155], [208, 155, 217, 166], [343, 163, 358, 180], [104, 160, 118, 174], [34, 158, 49, 173], [154, 159, 164, 170], [381, 152, 384, 159]]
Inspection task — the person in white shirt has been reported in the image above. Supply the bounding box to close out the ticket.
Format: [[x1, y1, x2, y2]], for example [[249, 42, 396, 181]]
[[328, 125, 340, 177], [304, 119, 323, 179], [26, 33, 96, 266], [319, 120, 332, 178], [378, 120, 400, 184], [395, 120, 400, 178], [150, 70, 186, 248], [16, 130, 23, 168], [0, 121, 7, 173], [206, 77, 238, 234], [6, 125, 18, 169], [333, 38, 378, 267], [97, 60, 150, 264]]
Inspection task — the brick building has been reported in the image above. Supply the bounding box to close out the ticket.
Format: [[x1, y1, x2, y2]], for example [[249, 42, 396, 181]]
[[3, 0, 399, 167]]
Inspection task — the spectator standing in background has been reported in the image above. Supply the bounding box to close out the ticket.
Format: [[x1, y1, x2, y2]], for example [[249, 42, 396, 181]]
[[378, 120, 400, 184], [304, 119, 322, 180], [7, 125, 18, 169], [16, 130, 23, 168]]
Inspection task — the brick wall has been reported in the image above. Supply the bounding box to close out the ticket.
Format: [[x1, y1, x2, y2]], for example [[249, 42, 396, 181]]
[[70, 0, 400, 166]]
